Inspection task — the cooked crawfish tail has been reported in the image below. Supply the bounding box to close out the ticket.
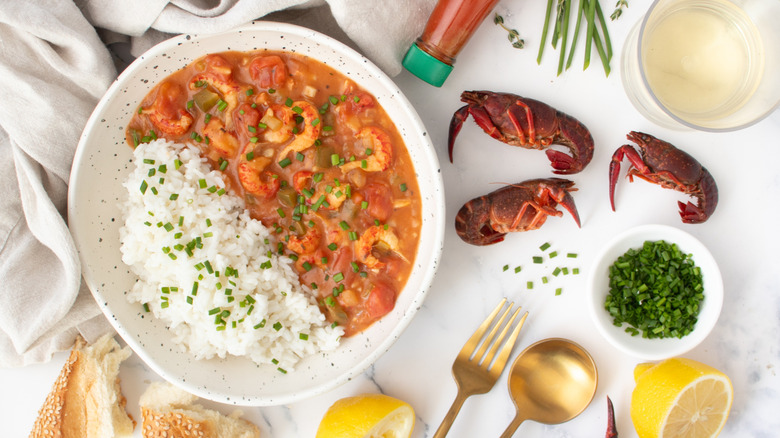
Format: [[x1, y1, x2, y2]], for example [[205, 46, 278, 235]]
[[609, 131, 718, 224], [455, 178, 581, 246], [448, 91, 594, 174]]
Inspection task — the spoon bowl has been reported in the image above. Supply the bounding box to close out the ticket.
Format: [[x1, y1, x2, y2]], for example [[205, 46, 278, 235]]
[[500, 338, 598, 437]]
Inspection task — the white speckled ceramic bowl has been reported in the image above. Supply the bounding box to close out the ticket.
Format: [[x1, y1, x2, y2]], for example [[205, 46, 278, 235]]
[[587, 224, 723, 360], [68, 22, 445, 406]]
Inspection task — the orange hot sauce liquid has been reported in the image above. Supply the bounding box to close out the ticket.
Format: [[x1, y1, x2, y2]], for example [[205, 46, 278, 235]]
[[417, 0, 502, 65]]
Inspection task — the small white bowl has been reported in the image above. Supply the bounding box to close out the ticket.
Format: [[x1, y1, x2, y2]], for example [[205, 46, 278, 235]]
[[587, 224, 723, 360]]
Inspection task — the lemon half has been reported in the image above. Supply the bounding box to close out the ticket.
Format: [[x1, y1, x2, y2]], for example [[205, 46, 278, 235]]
[[316, 393, 415, 438], [631, 358, 733, 438]]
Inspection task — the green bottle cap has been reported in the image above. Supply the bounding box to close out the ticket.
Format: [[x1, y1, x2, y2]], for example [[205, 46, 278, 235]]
[[402, 43, 453, 88]]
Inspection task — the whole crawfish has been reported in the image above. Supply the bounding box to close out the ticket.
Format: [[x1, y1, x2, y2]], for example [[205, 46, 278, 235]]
[[449, 91, 594, 174], [609, 131, 718, 223], [455, 178, 581, 246]]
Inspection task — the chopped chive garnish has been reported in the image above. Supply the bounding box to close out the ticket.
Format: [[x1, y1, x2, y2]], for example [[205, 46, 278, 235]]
[[503, 264, 509, 272], [514, 266, 522, 273], [278, 157, 292, 168], [532, 256, 543, 264], [549, 251, 558, 258], [527, 281, 533, 289], [567, 253, 578, 258], [540, 242, 551, 251]]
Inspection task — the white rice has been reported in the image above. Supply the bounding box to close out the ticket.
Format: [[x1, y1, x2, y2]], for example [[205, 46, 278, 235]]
[[119, 139, 342, 371]]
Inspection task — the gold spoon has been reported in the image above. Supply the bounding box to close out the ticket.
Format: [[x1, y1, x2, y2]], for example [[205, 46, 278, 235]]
[[499, 338, 598, 437]]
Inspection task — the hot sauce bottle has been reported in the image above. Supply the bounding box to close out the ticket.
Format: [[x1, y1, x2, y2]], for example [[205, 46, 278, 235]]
[[403, 0, 502, 87]]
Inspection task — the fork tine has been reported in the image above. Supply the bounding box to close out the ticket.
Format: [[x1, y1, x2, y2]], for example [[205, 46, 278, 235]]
[[481, 306, 523, 369], [458, 298, 507, 359], [490, 311, 528, 374], [472, 302, 514, 362]]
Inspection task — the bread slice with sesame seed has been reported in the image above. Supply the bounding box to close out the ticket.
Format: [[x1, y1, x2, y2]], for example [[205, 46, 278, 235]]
[[29, 333, 135, 438], [139, 381, 260, 438]]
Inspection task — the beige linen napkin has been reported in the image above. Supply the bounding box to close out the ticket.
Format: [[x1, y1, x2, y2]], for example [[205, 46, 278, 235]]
[[0, 0, 434, 367]]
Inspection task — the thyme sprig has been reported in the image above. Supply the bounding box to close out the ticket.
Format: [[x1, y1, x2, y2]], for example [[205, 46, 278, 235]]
[[494, 13, 525, 49], [611, 0, 629, 20]]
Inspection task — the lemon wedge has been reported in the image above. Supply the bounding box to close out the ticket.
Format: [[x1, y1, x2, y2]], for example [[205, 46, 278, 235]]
[[631, 358, 733, 438], [315, 393, 415, 438]]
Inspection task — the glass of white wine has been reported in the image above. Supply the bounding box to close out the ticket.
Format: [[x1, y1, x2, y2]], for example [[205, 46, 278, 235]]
[[621, 0, 780, 131]]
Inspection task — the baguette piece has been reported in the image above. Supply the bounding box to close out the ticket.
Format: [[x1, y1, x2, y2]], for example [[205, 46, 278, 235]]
[[29, 333, 135, 438], [140, 381, 260, 438]]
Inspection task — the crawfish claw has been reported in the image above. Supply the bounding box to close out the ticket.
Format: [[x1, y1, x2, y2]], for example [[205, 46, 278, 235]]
[[606, 396, 618, 438]]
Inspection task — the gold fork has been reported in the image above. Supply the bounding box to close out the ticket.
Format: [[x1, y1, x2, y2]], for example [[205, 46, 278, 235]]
[[433, 298, 528, 438]]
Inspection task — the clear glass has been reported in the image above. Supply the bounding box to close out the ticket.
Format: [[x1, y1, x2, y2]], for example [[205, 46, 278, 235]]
[[621, 0, 780, 131]]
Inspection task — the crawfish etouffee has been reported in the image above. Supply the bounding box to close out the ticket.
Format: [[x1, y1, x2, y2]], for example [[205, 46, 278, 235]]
[[126, 51, 422, 335]]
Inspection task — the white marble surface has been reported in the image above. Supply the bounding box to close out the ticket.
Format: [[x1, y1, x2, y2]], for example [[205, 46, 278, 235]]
[[4, 1, 780, 436]]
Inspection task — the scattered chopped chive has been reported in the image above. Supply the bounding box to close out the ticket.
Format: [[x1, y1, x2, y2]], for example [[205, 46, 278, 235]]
[[273, 322, 283, 331], [143, 303, 150, 312], [329, 96, 339, 105], [330, 153, 340, 166], [549, 251, 559, 258], [361, 201, 368, 209], [285, 97, 293, 107], [514, 266, 522, 273], [299, 333, 309, 340], [562, 267, 570, 275], [278, 157, 292, 168], [400, 183, 407, 192], [277, 367, 287, 374], [503, 264, 509, 272], [198, 179, 207, 189], [527, 281, 533, 289], [552, 267, 562, 276], [533, 256, 544, 264], [327, 243, 338, 251], [296, 152, 305, 162], [555, 288, 563, 296], [169, 193, 179, 200], [567, 253, 578, 258], [339, 221, 350, 230], [333, 272, 344, 283], [573, 268, 580, 275], [139, 180, 148, 194], [351, 262, 359, 273], [302, 261, 313, 271], [540, 242, 551, 251], [542, 276, 549, 284]]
